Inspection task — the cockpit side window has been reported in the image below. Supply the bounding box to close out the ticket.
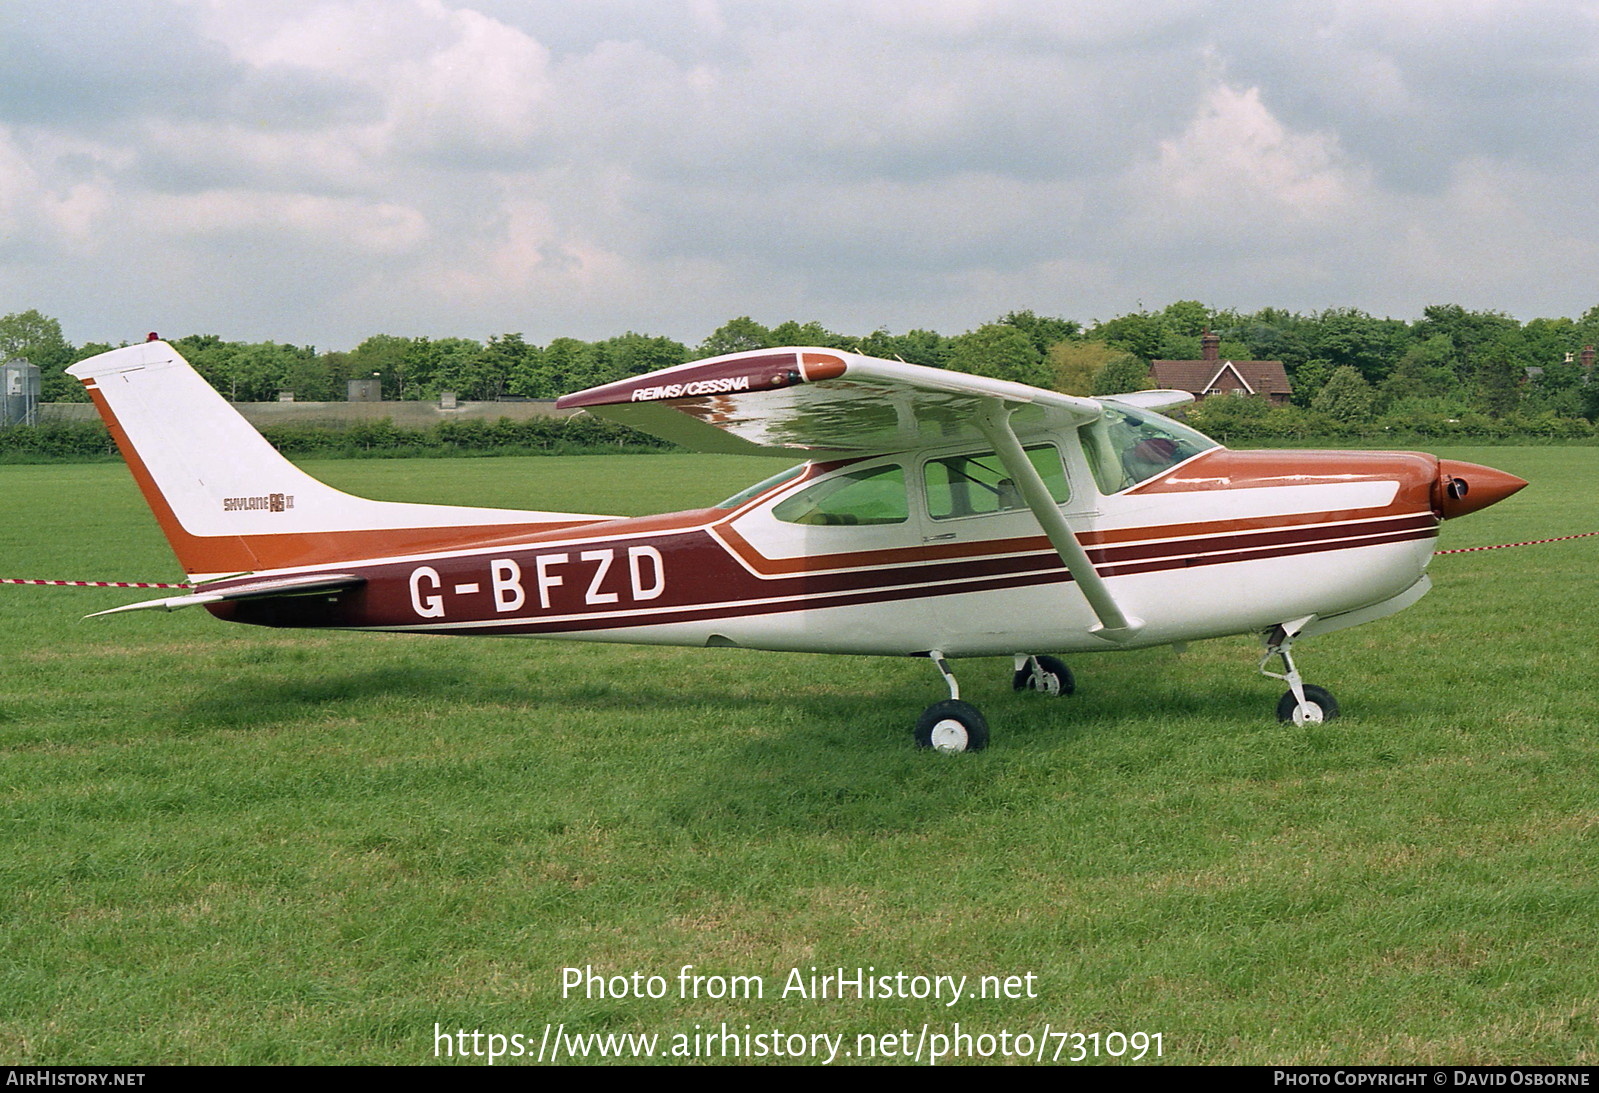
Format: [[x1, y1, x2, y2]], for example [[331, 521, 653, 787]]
[[771, 463, 907, 525], [1079, 405, 1218, 493], [924, 445, 1068, 520]]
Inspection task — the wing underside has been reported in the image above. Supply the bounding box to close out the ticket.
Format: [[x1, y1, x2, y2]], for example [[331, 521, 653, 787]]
[[556, 348, 1105, 456]]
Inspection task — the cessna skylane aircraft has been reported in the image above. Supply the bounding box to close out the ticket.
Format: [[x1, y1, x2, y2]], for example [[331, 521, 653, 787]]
[[68, 339, 1525, 751]]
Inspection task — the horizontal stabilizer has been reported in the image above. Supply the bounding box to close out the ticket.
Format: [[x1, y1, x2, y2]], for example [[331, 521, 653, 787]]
[[87, 573, 365, 618]]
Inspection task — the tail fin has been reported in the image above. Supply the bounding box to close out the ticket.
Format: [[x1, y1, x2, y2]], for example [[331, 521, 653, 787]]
[[69, 341, 611, 581]]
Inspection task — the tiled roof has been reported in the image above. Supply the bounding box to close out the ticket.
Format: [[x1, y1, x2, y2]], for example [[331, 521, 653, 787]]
[[1150, 359, 1292, 397]]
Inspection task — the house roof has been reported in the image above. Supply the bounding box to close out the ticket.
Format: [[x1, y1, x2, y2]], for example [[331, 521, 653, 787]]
[[1150, 358, 1293, 397]]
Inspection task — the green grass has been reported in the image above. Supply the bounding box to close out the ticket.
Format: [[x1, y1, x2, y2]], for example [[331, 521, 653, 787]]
[[1, 448, 1596, 1065]]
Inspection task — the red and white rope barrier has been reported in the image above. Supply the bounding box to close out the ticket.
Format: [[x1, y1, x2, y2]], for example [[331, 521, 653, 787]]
[[1434, 530, 1599, 555], [1, 577, 192, 589]]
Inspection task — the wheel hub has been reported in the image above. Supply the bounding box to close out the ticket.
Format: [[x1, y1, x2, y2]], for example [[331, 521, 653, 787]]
[[1293, 703, 1325, 725], [929, 719, 970, 753]]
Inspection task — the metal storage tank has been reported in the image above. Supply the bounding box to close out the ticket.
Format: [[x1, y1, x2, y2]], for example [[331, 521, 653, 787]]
[[2, 358, 40, 427]]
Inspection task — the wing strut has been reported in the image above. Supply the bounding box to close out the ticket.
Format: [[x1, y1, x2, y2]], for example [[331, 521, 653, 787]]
[[976, 401, 1143, 643]]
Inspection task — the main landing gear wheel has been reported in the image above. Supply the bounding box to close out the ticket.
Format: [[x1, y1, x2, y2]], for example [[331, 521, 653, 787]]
[[1012, 655, 1074, 696], [914, 700, 990, 753], [1277, 685, 1339, 725]]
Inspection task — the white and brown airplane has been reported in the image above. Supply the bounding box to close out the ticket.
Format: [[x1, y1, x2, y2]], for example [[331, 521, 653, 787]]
[[68, 339, 1525, 751]]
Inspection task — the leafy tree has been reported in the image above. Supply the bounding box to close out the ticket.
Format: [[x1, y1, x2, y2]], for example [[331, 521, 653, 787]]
[[600, 332, 689, 378], [527, 338, 599, 399], [1415, 304, 1521, 382], [1474, 342, 1522, 418], [1520, 316, 1577, 372], [170, 334, 240, 397], [1090, 354, 1153, 396], [1090, 311, 1165, 360], [1156, 333, 1202, 361], [947, 323, 1050, 387], [2, 310, 77, 401], [422, 334, 522, 401], [1159, 300, 1211, 337], [854, 328, 951, 368], [472, 333, 534, 399], [1522, 359, 1585, 417], [279, 350, 338, 402], [699, 317, 773, 357], [1379, 335, 1458, 407], [223, 342, 318, 402], [346, 334, 423, 399], [1289, 358, 1332, 408], [998, 310, 1080, 354], [1189, 392, 1271, 438], [1235, 308, 1313, 373], [769, 320, 845, 349], [1048, 340, 1120, 395], [1309, 308, 1403, 384], [1309, 365, 1376, 423]]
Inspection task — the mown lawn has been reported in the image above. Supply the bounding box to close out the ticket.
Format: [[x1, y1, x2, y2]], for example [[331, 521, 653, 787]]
[[0, 448, 1594, 1065]]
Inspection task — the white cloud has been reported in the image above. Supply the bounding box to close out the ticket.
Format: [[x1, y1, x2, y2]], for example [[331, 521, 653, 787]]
[[144, 189, 429, 253], [1148, 82, 1367, 230], [6, 1, 1599, 348], [0, 126, 118, 250]]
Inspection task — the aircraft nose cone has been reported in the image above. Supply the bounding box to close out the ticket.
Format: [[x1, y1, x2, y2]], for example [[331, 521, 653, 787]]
[[1434, 459, 1528, 519]]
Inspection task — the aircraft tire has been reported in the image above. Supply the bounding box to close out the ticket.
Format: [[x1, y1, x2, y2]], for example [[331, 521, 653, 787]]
[[914, 700, 990, 753], [1011, 655, 1074, 696], [1276, 685, 1340, 725]]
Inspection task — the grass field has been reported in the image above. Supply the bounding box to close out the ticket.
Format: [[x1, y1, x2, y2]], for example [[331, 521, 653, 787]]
[[1, 448, 1596, 1065]]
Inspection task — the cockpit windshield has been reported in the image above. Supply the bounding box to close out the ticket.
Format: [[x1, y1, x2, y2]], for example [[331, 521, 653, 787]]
[[1079, 404, 1218, 494], [714, 463, 807, 509]]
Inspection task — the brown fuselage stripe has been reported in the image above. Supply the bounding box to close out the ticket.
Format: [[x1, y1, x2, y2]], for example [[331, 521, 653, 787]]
[[712, 511, 1437, 579], [224, 521, 1438, 636]]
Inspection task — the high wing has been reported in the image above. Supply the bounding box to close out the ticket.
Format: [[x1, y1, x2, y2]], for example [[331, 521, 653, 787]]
[[1101, 389, 1195, 414], [555, 348, 1106, 456], [558, 348, 1143, 641]]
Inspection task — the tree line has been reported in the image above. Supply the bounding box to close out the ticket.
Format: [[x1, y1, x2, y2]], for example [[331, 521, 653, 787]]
[[6, 301, 1599, 434]]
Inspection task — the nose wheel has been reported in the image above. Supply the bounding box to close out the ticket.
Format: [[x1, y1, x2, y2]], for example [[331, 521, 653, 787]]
[[1261, 619, 1340, 725], [1275, 684, 1339, 725]]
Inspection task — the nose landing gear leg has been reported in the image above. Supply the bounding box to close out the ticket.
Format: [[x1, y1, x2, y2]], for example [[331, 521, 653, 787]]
[[1260, 619, 1340, 725]]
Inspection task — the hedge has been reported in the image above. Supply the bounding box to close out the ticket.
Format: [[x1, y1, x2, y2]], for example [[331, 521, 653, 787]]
[[0, 415, 675, 463]]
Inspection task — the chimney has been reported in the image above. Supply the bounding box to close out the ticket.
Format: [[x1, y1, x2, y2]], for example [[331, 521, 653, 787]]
[[1582, 345, 1595, 370], [1201, 329, 1220, 363]]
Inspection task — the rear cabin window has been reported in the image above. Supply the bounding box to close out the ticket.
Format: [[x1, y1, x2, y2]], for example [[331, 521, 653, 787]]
[[923, 445, 1068, 520], [771, 464, 908, 525], [1078, 405, 1217, 493]]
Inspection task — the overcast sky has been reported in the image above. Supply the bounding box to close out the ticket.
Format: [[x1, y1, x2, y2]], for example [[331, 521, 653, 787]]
[[2, 0, 1596, 351]]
